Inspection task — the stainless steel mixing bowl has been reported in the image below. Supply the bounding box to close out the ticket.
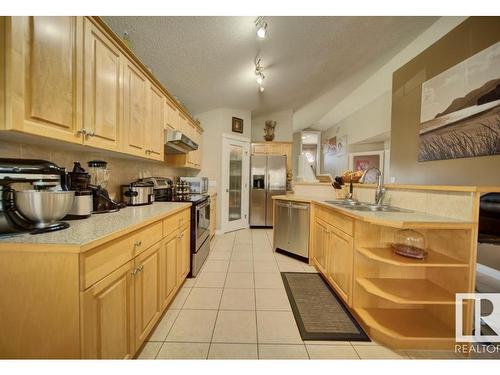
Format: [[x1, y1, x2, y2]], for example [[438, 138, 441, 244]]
[[14, 190, 75, 228]]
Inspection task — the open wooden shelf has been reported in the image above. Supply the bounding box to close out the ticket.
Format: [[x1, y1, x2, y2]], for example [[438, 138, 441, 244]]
[[355, 308, 455, 349], [357, 278, 455, 305], [356, 246, 467, 268]]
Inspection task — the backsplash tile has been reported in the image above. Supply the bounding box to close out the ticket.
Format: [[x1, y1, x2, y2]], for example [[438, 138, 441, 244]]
[[1, 140, 198, 200]]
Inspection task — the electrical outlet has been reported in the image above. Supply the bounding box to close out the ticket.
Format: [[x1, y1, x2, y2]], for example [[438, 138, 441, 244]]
[[390, 177, 396, 183]]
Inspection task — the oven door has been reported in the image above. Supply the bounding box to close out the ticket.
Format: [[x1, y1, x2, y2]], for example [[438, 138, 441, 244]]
[[195, 199, 210, 251]]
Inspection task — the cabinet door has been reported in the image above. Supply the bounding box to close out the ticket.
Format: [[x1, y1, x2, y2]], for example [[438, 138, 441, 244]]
[[252, 143, 267, 155], [281, 144, 292, 171], [81, 261, 135, 359], [134, 243, 162, 348], [9, 17, 83, 143], [160, 232, 178, 310], [177, 224, 191, 285], [267, 143, 282, 155], [166, 100, 180, 130], [146, 84, 165, 160], [83, 19, 122, 151], [327, 226, 353, 304], [179, 113, 189, 135], [313, 219, 328, 274], [122, 60, 147, 157]]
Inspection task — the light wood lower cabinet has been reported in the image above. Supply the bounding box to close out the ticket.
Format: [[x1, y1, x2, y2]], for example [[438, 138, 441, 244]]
[[0, 207, 195, 359], [133, 242, 162, 348], [178, 224, 191, 283], [209, 195, 217, 238], [312, 218, 328, 274], [82, 260, 135, 359], [313, 215, 353, 306], [326, 225, 353, 304], [160, 231, 179, 310]]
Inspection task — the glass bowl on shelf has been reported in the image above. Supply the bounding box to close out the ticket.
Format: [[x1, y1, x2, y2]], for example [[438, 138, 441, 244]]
[[391, 229, 428, 260]]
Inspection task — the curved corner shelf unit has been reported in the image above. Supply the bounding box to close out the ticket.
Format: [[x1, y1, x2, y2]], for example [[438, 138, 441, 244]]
[[356, 278, 455, 305], [356, 246, 468, 268], [354, 308, 455, 350]]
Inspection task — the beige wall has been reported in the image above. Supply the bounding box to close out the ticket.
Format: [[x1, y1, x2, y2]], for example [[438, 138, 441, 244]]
[[251, 109, 293, 142], [320, 92, 392, 177], [0, 138, 191, 200], [194, 108, 252, 230], [391, 17, 500, 185]]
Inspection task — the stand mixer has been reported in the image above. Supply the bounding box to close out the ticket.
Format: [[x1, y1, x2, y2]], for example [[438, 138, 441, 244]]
[[87, 160, 124, 213], [0, 158, 75, 234]]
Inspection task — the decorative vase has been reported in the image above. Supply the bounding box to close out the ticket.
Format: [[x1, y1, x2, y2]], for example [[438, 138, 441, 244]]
[[264, 120, 276, 141]]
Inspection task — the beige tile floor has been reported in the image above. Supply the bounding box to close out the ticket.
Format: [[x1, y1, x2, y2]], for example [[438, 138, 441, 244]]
[[137, 228, 488, 360]]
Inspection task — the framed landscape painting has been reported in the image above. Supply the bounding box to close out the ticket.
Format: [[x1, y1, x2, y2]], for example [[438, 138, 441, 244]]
[[418, 41, 500, 162]]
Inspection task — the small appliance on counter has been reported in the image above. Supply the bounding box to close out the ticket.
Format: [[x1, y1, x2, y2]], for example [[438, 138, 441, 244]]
[[178, 177, 208, 194], [174, 178, 191, 196], [141, 176, 173, 202], [65, 161, 93, 219], [0, 158, 74, 234], [87, 160, 125, 214], [121, 180, 155, 206]]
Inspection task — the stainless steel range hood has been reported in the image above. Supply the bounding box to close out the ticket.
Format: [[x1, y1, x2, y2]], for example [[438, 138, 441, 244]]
[[164, 129, 199, 154]]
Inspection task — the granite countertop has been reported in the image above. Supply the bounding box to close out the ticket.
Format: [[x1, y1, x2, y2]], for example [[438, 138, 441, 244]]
[[272, 195, 474, 228], [0, 202, 191, 250]]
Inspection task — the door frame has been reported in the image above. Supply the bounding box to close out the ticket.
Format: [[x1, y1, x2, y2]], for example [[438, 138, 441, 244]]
[[221, 133, 250, 233]]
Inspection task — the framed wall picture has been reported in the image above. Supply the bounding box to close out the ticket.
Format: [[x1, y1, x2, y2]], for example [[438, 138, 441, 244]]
[[232, 117, 244, 134]]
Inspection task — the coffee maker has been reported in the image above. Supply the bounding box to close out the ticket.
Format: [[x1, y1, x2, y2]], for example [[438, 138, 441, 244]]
[[0, 158, 75, 234], [87, 160, 124, 213], [65, 161, 93, 219]]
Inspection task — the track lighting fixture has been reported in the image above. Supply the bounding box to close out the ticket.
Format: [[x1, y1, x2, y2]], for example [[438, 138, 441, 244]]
[[255, 58, 265, 93], [255, 17, 268, 39]]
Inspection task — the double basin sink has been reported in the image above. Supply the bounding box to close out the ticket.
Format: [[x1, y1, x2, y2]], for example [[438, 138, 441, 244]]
[[323, 199, 411, 213]]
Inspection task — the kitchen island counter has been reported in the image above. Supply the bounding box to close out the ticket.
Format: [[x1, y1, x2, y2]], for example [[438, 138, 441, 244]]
[[0, 202, 191, 252], [273, 194, 475, 229]]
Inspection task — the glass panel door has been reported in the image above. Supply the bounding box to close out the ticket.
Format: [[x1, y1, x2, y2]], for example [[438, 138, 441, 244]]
[[222, 136, 250, 233], [229, 144, 243, 221]]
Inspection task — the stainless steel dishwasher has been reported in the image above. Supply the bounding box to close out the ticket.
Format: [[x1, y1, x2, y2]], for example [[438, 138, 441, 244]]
[[274, 200, 310, 258]]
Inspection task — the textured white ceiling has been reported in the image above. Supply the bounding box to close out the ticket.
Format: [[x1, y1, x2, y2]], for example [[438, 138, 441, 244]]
[[104, 16, 437, 117]]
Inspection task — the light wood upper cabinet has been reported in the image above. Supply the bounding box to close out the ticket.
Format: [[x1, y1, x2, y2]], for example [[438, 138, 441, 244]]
[[82, 18, 122, 151], [81, 260, 135, 359], [134, 242, 162, 348], [7, 16, 83, 143], [122, 60, 147, 157], [146, 84, 165, 160], [165, 99, 180, 131]]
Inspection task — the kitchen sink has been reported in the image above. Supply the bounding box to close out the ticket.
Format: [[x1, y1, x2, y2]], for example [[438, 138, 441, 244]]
[[324, 200, 411, 213]]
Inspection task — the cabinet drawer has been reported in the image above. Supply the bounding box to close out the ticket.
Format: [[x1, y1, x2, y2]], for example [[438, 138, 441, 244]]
[[82, 221, 163, 290], [315, 204, 353, 236]]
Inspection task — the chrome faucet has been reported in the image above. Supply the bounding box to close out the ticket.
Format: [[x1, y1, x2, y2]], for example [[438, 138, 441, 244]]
[[359, 167, 385, 207]]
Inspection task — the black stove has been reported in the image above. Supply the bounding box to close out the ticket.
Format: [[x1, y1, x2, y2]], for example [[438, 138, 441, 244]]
[[156, 193, 208, 204]]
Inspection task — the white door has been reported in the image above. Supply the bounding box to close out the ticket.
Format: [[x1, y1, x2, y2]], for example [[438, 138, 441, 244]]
[[221, 134, 250, 233]]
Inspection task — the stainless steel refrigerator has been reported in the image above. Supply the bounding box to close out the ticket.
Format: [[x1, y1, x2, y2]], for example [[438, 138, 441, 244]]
[[250, 154, 287, 227]]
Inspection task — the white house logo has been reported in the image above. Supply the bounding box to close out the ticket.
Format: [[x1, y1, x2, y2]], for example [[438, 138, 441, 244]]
[[456, 293, 500, 343]]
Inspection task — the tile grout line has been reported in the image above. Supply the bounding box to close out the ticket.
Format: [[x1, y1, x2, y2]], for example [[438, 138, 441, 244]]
[[205, 234, 234, 359], [251, 231, 260, 359]]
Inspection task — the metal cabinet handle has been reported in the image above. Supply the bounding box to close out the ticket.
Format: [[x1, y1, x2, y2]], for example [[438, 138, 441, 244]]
[[131, 267, 139, 276], [138, 265, 144, 272], [87, 130, 95, 137], [134, 240, 142, 247], [77, 128, 88, 136]]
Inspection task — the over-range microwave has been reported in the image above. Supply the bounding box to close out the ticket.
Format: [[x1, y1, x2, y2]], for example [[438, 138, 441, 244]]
[[179, 177, 209, 194]]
